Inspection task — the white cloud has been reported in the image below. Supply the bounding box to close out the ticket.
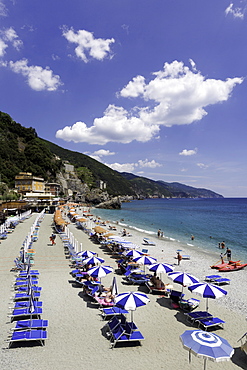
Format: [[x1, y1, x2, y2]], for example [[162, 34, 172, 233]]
[[62, 27, 115, 63], [179, 148, 198, 156], [197, 163, 209, 169], [0, 27, 22, 56], [3, 27, 23, 50], [120, 60, 243, 127], [225, 3, 245, 19], [119, 75, 146, 98], [0, 1, 7, 17], [106, 162, 135, 173], [56, 104, 159, 144], [88, 149, 115, 161], [8, 59, 62, 91], [138, 159, 162, 168], [0, 38, 7, 56], [56, 60, 243, 145]]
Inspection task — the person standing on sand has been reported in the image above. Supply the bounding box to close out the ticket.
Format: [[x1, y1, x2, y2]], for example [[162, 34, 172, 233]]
[[224, 247, 232, 262], [50, 233, 56, 245], [177, 252, 182, 265], [157, 229, 161, 238]]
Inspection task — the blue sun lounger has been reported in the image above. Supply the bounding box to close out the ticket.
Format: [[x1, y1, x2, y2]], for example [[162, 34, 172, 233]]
[[10, 301, 42, 310], [110, 322, 144, 348], [13, 291, 41, 301], [17, 286, 42, 292], [184, 311, 213, 323], [11, 319, 48, 331], [9, 307, 42, 322], [101, 307, 129, 320], [8, 329, 47, 348], [205, 275, 221, 282], [213, 278, 230, 285], [195, 317, 225, 331]]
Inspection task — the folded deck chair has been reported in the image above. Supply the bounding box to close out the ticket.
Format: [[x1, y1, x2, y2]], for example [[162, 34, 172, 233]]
[[13, 292, 40, 301], [184, 311, 213, 323], [170, 290, 185, 304], [12, 319, 48, 331], [9, 307, 42, 322], [8, 329, 47, 348], [196, 317, 225, 331]]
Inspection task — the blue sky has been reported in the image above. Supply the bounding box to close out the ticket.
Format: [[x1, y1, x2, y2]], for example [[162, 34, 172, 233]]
[[0, 1, 246, 197]]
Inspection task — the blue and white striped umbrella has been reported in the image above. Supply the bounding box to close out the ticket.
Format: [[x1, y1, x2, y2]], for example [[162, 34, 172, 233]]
[[168, 271, 199, 286], [87, 265, 113, 279], [82, 256, 105, 265], [188, 282, 227, 311], [77, 250, 97, 258], [124, 250, 144, 259], [133, 255, 157, 265], [149, 262, 174, 274], [180, 330, 234, 369], [115, 291, 150, 322]]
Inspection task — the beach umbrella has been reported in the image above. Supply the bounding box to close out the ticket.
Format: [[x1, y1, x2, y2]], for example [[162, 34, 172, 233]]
[[149, 262, 174, 274], [124, 250, 144, 259], [87, 265, 113, 280], [188, 282, 227, 312], [111, 276, 119, 296], [115, 291, 150, 322], [180, 330, 234, 370], [77, 250, 97, 258], [82, 256, 105, 266], [133, 255, 157, 265], [168, 271, 199, 293], [93, 226, 107, 234]]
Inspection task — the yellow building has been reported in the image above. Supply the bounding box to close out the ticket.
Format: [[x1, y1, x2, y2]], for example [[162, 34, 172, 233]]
[[15, 172, 45, 195]]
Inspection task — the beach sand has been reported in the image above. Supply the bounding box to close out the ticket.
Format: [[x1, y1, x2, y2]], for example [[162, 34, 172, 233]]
[[0, 211, 246, 370]]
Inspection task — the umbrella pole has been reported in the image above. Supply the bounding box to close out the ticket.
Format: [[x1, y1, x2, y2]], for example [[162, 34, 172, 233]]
[[206, 298, 208, 312], [204, 358, 207, 370]]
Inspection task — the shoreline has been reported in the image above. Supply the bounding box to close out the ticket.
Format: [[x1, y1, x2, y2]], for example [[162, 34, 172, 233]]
[[90, 208, 247, 317]]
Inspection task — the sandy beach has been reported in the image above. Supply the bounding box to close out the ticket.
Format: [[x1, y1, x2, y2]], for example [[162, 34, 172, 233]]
[[0, 210, 246, 370]]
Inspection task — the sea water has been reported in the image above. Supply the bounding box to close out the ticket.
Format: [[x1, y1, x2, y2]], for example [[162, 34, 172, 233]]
[[92, 198, 247, 262]]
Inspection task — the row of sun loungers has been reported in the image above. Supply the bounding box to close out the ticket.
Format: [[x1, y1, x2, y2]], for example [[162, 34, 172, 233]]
[[6, 213, 48, 348]]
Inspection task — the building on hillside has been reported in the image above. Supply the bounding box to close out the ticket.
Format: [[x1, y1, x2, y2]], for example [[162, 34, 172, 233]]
[[96, 180, 107, 190], [45, 182, 61, 197], [15, 172, 45, 195]]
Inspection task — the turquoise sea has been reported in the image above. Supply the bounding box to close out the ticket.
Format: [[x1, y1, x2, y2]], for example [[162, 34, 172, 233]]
[[92, 198, 247, 262]]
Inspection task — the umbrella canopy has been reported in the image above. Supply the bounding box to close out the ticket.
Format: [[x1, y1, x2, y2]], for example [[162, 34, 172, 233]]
[[77, 250, 97, 258], [82, 256, 105, 266], [180, 330, 234, 370], [124, 250, 144, 259], [188, 282, 227, 312], [133, 255, 157, 265], [168, 271, 199, 287], [149, 262, 174, 274], [93, 226, 107, 234], [115, 291, 150, 322], [87, 265, 113, 279]]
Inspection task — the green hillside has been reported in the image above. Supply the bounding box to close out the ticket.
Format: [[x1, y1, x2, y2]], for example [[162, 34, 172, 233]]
[[0, 111, 223, 199]]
